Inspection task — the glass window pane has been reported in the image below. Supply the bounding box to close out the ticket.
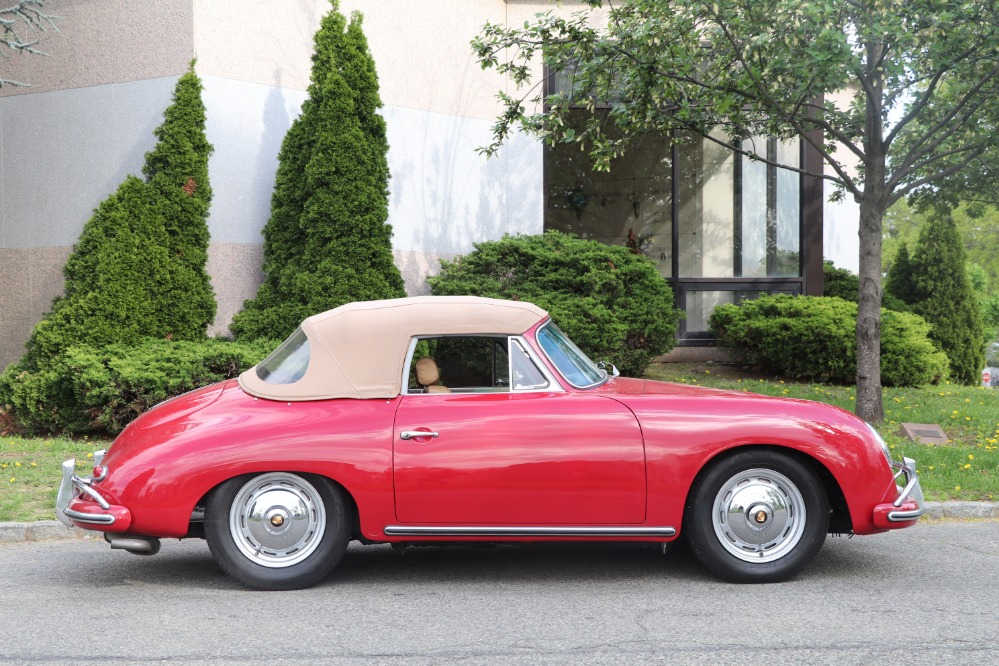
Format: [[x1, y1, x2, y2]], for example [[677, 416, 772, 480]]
[[775, 139, 801, 277], [510, 339, 549, 390], [740, 137, 768, 278], [536, 323, 604, 388], [545, 109, 673, 277], [677, 130, 735, 277], [256, 328, 310, 384]]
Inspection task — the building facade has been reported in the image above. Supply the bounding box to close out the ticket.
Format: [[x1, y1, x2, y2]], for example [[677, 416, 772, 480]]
[[0, 0, 837, 369]]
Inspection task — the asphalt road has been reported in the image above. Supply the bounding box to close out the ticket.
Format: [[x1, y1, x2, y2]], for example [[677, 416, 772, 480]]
[[0, 521, 997, 665]]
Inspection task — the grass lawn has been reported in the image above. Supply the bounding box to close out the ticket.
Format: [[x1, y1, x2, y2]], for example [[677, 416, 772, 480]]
[[1, 363, 996, 522], [0, 436, 110, 523]]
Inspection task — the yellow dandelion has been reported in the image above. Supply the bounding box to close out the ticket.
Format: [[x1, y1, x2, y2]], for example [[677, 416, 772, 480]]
[[14, 462, 21, 467], [969, 454, 975, 460], [963, 464, 972, 470], [86, 452, 93, 459], [955, 485, 961, 491], [928, 466, 935, 470]]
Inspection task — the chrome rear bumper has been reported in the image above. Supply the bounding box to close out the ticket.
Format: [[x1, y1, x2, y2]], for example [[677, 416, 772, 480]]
[[56, 452, 116, 528]]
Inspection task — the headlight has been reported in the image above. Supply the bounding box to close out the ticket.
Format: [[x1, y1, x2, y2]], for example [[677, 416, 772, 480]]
[[865, 422, 893, 467]]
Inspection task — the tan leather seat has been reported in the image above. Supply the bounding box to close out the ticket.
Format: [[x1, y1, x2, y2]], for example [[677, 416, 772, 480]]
[[415, 357, 450, 393]]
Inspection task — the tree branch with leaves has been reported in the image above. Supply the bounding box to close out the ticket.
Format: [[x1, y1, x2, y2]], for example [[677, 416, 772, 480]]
[[473, 0, 999, 421]]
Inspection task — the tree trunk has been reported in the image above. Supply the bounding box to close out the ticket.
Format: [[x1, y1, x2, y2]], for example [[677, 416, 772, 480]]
[[855, 194, 885, 423]]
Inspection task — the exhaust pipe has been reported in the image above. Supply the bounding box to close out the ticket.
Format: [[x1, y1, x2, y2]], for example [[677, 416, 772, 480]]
[[105, 534, 161, 556]]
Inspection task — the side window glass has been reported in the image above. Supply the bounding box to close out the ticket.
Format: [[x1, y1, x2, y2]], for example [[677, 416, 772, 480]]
[[406, 336, 510, 394], [510, 339, 549, 390]]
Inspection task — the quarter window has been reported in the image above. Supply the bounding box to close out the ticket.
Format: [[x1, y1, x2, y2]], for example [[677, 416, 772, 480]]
[[255, 328, 310, 384]]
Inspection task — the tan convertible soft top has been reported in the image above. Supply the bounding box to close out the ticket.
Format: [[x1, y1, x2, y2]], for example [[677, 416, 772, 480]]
[[238, 296, 549, 401]]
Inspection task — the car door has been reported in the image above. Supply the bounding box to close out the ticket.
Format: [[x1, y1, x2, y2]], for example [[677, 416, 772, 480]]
[[392, 336, 647, 525]]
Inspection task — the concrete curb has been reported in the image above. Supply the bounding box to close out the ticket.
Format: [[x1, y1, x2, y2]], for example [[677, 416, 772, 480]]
[[1, 502, 997, 544]]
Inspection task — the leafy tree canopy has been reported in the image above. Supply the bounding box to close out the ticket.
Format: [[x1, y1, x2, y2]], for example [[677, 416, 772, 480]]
[[473, 0, 999, 421]]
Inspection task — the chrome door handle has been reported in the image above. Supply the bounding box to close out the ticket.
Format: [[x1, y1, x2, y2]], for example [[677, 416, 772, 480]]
[[400, 430, 439, 440]]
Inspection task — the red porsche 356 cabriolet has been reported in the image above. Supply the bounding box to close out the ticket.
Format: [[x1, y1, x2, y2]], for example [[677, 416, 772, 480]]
[[57, 296, 923, 590]]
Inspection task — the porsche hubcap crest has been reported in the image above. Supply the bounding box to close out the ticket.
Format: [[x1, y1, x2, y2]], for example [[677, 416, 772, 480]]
[[712, 468, 807, 563], [228, 473, 326, 568]]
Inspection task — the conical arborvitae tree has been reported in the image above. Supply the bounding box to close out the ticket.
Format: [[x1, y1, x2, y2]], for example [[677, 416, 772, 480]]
[[19, 62, 216, 368], [230, 1, 405, 341], [885, 242, 917, 306], [896, 215, 985, 385]]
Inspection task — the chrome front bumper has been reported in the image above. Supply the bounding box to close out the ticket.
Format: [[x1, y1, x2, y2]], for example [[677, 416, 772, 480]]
[[888, 456, 925, 522], [871, 456, 925, 529], [55, 452, 117, 528]]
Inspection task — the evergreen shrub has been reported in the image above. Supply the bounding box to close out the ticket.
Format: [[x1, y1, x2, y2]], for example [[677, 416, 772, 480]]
[[428, 231, 683, 376], [20, 64, 215, 368], [709, 295, 948, 386], [886, 215, 985, 384], [231, 2, 404, 341], [0, 339, 272, 435]]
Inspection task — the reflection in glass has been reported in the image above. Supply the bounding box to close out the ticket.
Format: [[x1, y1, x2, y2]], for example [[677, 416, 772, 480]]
[[536, 323, 604, 388], [775, 139, 801, 277], [678, 130, 735, 278], [545, 109, 673, 277], [256, 328, 310, 384], [688, 289, 799, 333], [510, 339, 549, 390]]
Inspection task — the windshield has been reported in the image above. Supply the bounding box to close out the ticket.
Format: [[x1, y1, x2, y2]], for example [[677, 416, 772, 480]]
[[256, 328, 311, 384], [536, 322, 606, 388]]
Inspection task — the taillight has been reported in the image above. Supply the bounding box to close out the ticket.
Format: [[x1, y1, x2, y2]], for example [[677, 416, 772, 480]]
[[92, 465, 108, 482]]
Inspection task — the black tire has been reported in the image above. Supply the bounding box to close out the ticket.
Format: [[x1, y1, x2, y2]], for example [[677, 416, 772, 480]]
[[205, 472, 350, 590], [684, 450, 828, 583]]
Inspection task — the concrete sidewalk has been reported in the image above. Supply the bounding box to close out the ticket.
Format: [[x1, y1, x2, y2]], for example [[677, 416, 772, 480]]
[[2, 501, 997, 543]]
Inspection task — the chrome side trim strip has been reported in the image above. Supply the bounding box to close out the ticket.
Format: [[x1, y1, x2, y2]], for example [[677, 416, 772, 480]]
[[64, 508, 116, 525], [383, 525, 676, 537]]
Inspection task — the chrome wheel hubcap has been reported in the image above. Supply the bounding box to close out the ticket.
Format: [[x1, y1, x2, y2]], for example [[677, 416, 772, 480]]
[[712, 468, 806, 563], [229, 473, 326, 568]]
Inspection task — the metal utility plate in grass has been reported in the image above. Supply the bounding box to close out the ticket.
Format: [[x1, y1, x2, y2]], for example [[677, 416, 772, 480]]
[[900, 423, 948, 445]]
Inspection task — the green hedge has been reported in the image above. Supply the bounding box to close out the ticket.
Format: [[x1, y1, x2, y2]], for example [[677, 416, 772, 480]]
[[0, 338, 272, 436], [428, 231, 683, 376], [709, 294, 948, 387]]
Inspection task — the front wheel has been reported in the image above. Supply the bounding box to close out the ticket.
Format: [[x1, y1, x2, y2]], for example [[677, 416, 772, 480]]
[[206, 472, 349, 590], [684, 450, 828, 583]]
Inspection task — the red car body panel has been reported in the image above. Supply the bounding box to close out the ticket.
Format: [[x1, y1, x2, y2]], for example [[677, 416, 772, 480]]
[[393, 391, 646, 525]]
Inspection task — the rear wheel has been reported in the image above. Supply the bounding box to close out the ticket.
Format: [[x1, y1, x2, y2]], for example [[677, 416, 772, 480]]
[[685, 450, 828, 583], [206, 472, 349, 590]]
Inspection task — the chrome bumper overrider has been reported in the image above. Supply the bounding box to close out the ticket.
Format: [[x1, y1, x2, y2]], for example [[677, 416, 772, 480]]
[[55, 453, 115, 528], [888, 456, 924, 522]]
